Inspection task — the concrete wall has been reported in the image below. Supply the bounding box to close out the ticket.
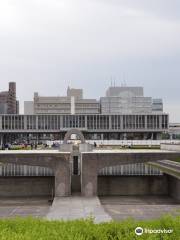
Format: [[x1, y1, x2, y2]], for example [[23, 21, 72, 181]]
[[168, 175, 180, 201], [0, 177, 54, 197], [161, 143, 180, 151], [0, 175, 179, 200], [98, 176, 168, 196]]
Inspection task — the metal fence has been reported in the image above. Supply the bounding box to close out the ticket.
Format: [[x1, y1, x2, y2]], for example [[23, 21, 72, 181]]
[[46, 139, 180, 146]]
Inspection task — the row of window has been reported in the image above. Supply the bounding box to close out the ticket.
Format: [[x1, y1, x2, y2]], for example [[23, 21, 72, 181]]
[[0, 114, 168, 130]]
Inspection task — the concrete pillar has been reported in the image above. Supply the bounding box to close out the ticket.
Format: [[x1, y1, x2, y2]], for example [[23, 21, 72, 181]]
[[101, 133, 104, 140], [81, 157, 98, 197], [145, 115, 147, 131], [0, 134, 2, 146], [24, 116, 27, 130], [0, 115, 2, 130], [109, 115, 112, 130], [54, 160, 71, 197], [36, 115, 38, 130]]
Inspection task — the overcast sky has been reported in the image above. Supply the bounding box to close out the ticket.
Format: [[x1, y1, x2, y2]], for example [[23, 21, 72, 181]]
[[0, 0, 179, 121]]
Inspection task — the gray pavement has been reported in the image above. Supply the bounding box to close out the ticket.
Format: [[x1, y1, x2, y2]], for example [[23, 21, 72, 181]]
[[0, 196, 179, 221], [0, 197, 51, 218], [100, 196, 180, 220], [46, 196, 112, 223]]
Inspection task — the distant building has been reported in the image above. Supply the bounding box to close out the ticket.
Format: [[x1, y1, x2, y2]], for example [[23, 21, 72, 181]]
[[25, 87, 100, 114], [0, 82, 19, 114], [17, 85, 168, 142], [24, 101, 34, 115], [100, 86, 163, 114]]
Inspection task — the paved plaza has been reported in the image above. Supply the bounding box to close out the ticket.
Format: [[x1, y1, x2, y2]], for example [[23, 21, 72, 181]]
[[0, 196, 179, 222], [0, 197, 51, 218], [100, 196, 180, 220]]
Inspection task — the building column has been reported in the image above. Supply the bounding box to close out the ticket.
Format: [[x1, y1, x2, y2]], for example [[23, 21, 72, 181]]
[[101, 133, 104, 140], [54, 159, 71, 197], [81, 157, 98, 197], [0, 134, 3, 146]]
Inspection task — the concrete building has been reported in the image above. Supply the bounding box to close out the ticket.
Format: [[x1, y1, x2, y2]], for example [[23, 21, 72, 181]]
[[0, 113, 168, 143], [100, 86, 163, 114], [1, 85, 168, 142], [0, 82, 19, 114], [25, 87, 100, 115]]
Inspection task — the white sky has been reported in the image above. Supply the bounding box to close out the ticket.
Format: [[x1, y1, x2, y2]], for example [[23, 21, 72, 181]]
[[0, 0, 180, 122]]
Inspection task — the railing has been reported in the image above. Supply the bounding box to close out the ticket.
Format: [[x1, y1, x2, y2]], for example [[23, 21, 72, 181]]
[[46, 140, 180, 147], [86, 140, 180, 146]]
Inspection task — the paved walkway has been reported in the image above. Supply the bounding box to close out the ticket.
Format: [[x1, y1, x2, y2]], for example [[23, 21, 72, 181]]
[[46, 196, 112, 223]]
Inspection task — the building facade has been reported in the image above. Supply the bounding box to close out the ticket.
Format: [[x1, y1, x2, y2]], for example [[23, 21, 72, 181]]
[[24, 87, 100, 115], [0, 113, 168, 144], [100, 86, 163, 114], [0, 82, 19, 114], [0, 85, 169, 143]]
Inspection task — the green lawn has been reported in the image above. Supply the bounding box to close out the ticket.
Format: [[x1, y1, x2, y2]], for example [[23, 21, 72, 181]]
[[0, 215, 179, 240]]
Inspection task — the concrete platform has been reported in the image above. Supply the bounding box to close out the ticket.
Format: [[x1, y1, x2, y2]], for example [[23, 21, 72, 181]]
[[46, 196, 112, 223]]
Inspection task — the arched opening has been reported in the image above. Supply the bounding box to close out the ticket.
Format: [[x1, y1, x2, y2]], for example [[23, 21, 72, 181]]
[[63, 129, 85, 144]]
